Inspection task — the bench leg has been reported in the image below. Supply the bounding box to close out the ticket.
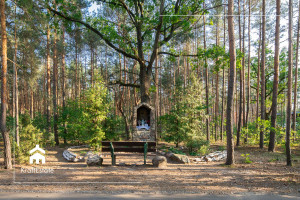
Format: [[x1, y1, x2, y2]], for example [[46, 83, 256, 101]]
[[110, 142, 116, 165], [112, 155, 116, 165]]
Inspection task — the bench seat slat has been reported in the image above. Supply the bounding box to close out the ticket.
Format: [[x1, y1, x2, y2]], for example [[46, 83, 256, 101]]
[[101, 141, 156, 147], [102, 147, 156, 153]]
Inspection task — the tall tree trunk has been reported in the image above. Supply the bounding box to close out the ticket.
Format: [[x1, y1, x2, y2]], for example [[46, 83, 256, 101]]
[[245, 0, 251, 143], [215, 16, 220, 141], [260, 0, 266, 149], [133, 61, 138, 106], [62, 25, 67, 144], [155, 50, 159, 142], [242, 0, 246, 134], [140, 64, 151, 104], [30, 91, 34, 119], [0, 0, 12, 169], [268, 0, 280, 152], [90, 46, 94, 87], [221, 3, 226, 141], [105, 46, 108, 85], [237, 0, 243, 146], [257, 11, 262, 126], [14, 4, 19, 146], [226, 0, 236, 165], [47, 26, 51, 135], [203, 2, 209, 142], [292, 0, 300, 141], [53, 26, 59, 145], [286, 0, 293, 166], [75, 31, 78, 99]]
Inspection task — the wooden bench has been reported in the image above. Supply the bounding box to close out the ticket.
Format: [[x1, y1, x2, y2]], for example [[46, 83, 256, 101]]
[[101, 141, 156, 165]]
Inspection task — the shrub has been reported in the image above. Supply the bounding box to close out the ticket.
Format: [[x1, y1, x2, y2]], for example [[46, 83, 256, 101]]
[[58, 76, 108, 149], [103, 114, 125, 141], [159, 72, 206, 147], [15, 124, 48, 164], [241, 153, 252, 164], [186, 138, 209, 154]]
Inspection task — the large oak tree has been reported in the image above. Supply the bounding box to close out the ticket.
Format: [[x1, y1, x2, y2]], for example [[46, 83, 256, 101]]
[[46, 0, 205, 104]]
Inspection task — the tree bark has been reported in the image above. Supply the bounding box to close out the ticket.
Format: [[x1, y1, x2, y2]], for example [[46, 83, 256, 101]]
[[0, 0, 12, 169], [53, 25, 59, 145], [215, 16, 220, 141], [256, 17, 261, 124], [62, 25, 67, 144], [91, 46, 94, 87], [245, 0, 251, 143], [292, 0, 300, 140], [221, 3, 226, 141], [260, 0, 266, 149], [237, 0, 243, 146], [155, 50, 159, 142], [75, 29, 78, 99], [268, 0, 280, 152], [242, 0, 246, 134], [286, 0, 293, 166], [203, 2, 209, 142], [226, 0, 236, 165], [46, 26, 51, 135], [14, 3, 19, 146]]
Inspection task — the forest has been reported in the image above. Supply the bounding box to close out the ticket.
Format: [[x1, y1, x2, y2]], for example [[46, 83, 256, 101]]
[[0, 0, 300, 172]]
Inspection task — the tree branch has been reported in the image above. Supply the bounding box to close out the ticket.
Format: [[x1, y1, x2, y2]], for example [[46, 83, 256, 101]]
[[110, 80, 141, 88], [158, 51, 201, 57], [148, 0, 165, 74], [47, 5, 142, 63]]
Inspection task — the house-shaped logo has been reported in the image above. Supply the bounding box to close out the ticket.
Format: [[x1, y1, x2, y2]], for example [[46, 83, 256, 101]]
[[29, 145, 46, 164]]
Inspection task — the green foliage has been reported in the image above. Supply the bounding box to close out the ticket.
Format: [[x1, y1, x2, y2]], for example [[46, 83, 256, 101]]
[[15, 124, 50, 164], [241, 153, 252, 164], [268, 155, 280, 162], [167, 147, 186, 155], [198, 45, 230, 71], [32, 112, 48, 132], [103, 114, 126, 141], [296, 117, 300, 138], [58, 76, 108, 149], [186, 139, 209, 154], [159, 72, 206, 148], [241, 118, 271, 145], [241, 117, 287, 146], [197, 144, 210, 156], [218, 145, 226, 151], [20, 111, 32, 127]]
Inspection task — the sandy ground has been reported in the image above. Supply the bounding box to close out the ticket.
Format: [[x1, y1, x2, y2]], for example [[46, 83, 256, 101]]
[[1, 192, 300, 200], [0, 145, 300, 196]]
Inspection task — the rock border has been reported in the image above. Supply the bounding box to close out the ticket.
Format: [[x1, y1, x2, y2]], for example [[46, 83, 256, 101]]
[[62, 145, 89, 162]]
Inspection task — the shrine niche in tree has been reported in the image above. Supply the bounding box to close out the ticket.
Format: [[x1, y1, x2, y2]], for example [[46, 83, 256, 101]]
[[132, 103, 155, 141], [137, 106, 151, 130]]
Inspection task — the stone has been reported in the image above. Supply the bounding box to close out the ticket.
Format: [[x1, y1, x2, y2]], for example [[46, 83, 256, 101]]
[[204, 156, 213, 162], [119, 162, 126, 166], [63, 150, 77, 162], [63, 145, 90, 162], [152, 156, 167, 168], [165, 152, 174, 158], [193, 158, 203, 162], [157, 150, 165, 156], [169, 153, 190, 164], [202, 150, 227, 162], [86, 154, 103, 166]]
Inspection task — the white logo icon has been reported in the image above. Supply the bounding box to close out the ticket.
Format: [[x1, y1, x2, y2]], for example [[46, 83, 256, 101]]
[[29, 145, 46, 164]]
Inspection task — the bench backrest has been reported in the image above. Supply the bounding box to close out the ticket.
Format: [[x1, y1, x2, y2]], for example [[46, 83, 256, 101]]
[[101, 141, 156, 153]]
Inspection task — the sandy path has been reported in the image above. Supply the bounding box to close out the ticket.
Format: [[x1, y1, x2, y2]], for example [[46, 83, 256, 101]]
[[0, 146, 299, 195]]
